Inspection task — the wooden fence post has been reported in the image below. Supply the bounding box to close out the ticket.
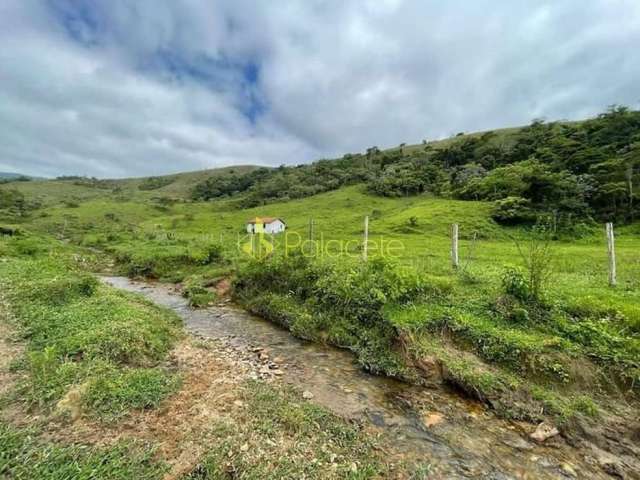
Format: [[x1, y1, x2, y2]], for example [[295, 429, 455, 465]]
[[363, 216, 369, 261], [451, 223, 459, 269], [606, 222, 616, 287]]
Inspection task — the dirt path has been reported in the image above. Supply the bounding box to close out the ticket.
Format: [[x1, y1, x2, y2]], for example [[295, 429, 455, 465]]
[[0, 296, 25, 423], [40, 337, 266, 479]]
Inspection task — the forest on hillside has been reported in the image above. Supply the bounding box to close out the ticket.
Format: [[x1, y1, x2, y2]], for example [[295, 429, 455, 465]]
[[192, 106, 640, 229]]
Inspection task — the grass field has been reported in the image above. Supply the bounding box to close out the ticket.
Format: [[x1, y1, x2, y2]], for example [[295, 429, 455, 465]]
[[1, 166, 639, 476]]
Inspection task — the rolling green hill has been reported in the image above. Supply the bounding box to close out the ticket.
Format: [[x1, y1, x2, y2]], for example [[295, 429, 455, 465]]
[[1, 110, 640, 475], [1, 165, 262, 206]]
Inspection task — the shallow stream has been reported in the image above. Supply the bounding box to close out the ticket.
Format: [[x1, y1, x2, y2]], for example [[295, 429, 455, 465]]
[[103, 276, 613, 479]]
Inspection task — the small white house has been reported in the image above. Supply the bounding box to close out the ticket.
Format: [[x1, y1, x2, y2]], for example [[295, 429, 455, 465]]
[[246, 217, 286, 234]]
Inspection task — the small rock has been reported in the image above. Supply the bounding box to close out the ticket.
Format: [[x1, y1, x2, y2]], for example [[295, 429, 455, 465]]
[[560, 463, 577, 478], [593, 450, 624, 478], [530, 422, 559, 443], [343, 388, 353, 394], [273, 356, 285, 363], [536, 457, 555, 469], [240, 443, 249, 452], [501, 435, 534, 451], [302, 391, 314, 400], [233, 400, 244, 408], [273, 369, 284, 376]]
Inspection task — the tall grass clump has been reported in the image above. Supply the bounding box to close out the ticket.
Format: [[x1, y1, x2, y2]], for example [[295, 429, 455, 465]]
[[234, 252, 452, 377], [112, 241, 223, 279]]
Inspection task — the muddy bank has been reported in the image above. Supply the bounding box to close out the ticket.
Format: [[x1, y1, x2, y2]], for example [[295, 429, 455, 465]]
[[103, 276, 638, 479]]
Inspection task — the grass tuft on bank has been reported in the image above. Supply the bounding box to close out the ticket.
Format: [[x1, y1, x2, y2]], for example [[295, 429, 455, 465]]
[[0, 236, 182, 420]]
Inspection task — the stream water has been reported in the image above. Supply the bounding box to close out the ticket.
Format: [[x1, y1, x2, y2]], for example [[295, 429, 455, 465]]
[[103, 276, 614, 479]]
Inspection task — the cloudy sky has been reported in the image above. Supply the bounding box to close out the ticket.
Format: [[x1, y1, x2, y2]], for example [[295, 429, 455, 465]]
[[1, 0, 639, 178]]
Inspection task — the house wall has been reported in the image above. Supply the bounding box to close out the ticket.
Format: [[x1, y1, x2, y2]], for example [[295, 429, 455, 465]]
[[264, 220, 286, 234], [245, 220, 286, 234]]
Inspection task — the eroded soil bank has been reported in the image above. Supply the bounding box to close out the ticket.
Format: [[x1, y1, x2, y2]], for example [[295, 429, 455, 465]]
[[103, 276, 638, 480]]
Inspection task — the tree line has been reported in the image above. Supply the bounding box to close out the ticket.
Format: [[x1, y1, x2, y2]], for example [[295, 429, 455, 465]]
[[191, 106, 640, 227]]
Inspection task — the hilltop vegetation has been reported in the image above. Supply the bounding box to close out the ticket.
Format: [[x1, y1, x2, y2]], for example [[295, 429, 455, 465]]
[[191, 106, 640, 229]]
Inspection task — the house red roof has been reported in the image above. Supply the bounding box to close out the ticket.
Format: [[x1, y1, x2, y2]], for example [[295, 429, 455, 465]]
[[246, 217, 285, 225]]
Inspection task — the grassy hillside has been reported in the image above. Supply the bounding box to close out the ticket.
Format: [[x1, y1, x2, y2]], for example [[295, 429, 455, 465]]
[[1, 110, 639, 476], [1, 165, 261, 207]]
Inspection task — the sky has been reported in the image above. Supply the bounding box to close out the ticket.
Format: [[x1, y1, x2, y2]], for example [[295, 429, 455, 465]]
[[1, 1, 639, 178]]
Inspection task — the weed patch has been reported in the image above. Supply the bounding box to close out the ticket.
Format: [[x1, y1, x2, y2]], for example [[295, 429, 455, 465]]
[[0, 249, 182, 420]]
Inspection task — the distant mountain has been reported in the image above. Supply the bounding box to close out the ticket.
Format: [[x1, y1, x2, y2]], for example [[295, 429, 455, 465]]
[[0, 172, 28, 179], [0, 172, 45, 181]]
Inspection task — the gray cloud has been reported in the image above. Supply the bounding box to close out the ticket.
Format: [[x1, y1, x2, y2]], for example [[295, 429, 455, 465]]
[[0, 0, 639, 178]]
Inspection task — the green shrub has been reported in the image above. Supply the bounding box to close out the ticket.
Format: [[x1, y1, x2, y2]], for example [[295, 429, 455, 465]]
[[501, 267, 529, 301], [12, 237, 46, 256], [491, 196, 537, 225], [25, 273, 98, 305], [138, 176, 175, 191], [114, 242, 224, 278], [182, 278, 216, 308]]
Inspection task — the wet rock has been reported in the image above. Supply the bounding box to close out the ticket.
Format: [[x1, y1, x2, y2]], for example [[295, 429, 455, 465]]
[[560, 463, 577, 478], [593, 450, 624, 478], [534, 456, 556, 469], [302, 391, 314, 400], [485, 473, 517, 480], [501, 435, 534, 451], [530, 422, 559, 443], [368, 412, 386, 427]]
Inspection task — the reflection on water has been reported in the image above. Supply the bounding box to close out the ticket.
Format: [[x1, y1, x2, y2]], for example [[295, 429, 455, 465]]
[[103, 276, 610, 479]]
